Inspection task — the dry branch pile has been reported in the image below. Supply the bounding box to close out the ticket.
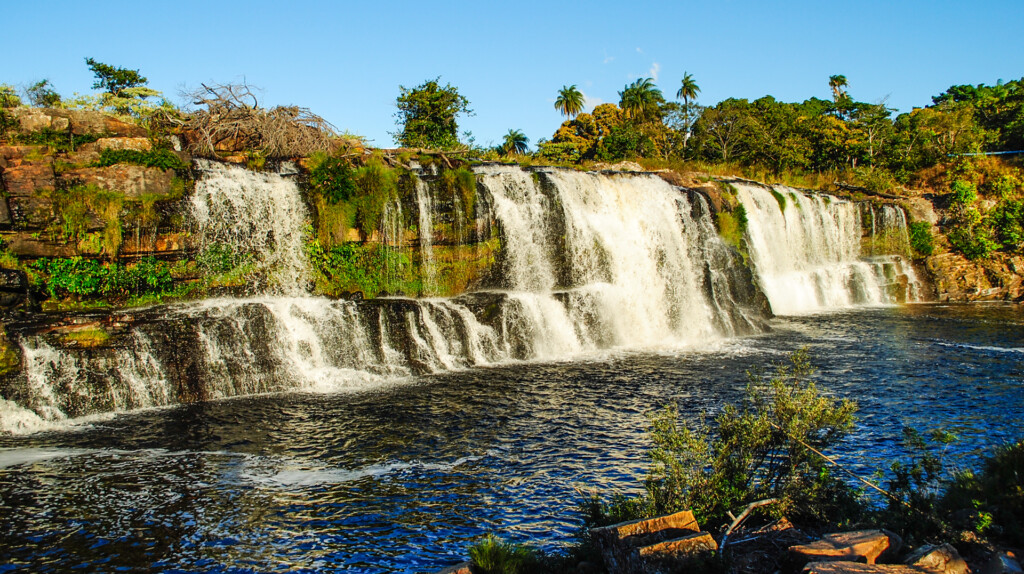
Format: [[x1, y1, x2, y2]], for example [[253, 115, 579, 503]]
[[165, 83, 338, 158]]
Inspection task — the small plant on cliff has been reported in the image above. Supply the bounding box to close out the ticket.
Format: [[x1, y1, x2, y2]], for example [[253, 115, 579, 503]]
[[308, 153, 357, 204], [94, 148, 189, 170], [908, 221, 935, 257]]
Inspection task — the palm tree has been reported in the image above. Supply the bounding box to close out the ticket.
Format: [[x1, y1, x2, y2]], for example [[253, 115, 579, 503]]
[[555, 85, 585, 118], [676, 72, 700, 107], [500, 129, 529, 156], [618, 78, 664, 122], [676, 72, 701, 148], [829, 75, 848, 102]]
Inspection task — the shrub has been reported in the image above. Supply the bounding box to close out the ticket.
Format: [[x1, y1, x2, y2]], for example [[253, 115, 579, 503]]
[[308, 154, 357, 204], [469, 535, 538, 574], [950, 179, 977, 206], [31, 257, 174, 300], [908, 222, 935, 257], [642, 349, 860, 528], [989, 199, 1024, 252], [941, 440, 1024, 544]]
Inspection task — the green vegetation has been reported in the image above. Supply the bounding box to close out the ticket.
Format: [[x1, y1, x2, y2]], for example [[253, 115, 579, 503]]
[[554, 85, 585, 119], [30, 257, 174, 301], [499, 129, 530, 156], [85, 58, 148, 97], [394, 78, 472, 149], [908, 221, 935, 256], [26, 79, 61, 108], [469, 535, 541, 574], [62, 326, 111, 348], [15, 128, 101, 153], [94, 147, 189, 170], [716, 204, 748, 257]]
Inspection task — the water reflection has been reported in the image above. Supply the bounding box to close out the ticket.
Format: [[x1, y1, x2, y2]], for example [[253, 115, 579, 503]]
[[0, 304, 1022, 573]]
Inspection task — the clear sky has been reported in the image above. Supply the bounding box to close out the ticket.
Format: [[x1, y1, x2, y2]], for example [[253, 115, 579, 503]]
[[4, 0, 1023, 150]]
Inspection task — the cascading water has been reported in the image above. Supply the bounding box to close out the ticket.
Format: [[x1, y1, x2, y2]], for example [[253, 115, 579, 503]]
[[190, 160, 310, 295], [734, 181, 921, 314], [414, 178, 439, 295]]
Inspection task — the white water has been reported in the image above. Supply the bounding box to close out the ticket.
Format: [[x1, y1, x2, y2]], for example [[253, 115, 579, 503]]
[[735, 182, 920, 314], [190, 160, 310, 294], [4, 166, 924, 433]]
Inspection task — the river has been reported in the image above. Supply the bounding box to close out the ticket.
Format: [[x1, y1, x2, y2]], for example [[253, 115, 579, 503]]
[[1, 303, 1021, 573]]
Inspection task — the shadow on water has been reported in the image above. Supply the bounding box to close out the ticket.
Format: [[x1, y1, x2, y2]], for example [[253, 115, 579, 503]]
[[0, 304, 1022, 573]]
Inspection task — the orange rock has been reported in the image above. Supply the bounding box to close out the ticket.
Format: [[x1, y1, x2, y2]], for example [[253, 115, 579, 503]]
[[790, 530, 894, 565]]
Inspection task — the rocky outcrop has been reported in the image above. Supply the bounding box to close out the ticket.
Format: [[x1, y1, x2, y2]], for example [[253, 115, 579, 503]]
[[591, 510, 717, 574], [926, 252, 1024, 302], [8, 107, 146, 138], [62, 165, 176, 199], [790, 530, 900, 566]]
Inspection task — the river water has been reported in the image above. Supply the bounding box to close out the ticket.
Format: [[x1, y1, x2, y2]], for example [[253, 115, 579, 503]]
[[0, 303, 1021, 573]]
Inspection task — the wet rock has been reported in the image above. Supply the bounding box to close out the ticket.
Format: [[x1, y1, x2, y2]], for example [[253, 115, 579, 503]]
[[591, 510, 702, 574], [62, 165, 175, 198], [6, 235, 77, 258], [983, 553, 1022, 574], [790, 530, 896, 566]]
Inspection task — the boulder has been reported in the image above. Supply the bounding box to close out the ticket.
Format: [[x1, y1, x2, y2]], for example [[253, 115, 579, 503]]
[[803, 562, 917, 574], [591, 510, 703, 574], [64, 109, 146, 137], [2, 163, 56, 195], [95, 137, 153, 152], [901, 544, 969, 574], [10, 108, 54, 132], [637, 531, 718, 574], [0, 268, 29, 308], [790, 530, 896, 566], [62, 165, 175, 199]]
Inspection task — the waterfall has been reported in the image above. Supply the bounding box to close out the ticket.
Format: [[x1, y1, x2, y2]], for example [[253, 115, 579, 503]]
[[414, 178, 438, 295], [190, 160, 310, 295], [734, 182, 920, 314], [1, 165, 791, 430]]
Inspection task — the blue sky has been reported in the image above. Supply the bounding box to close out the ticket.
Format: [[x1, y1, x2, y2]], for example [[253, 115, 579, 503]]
[[4, 0, 1023, 150]]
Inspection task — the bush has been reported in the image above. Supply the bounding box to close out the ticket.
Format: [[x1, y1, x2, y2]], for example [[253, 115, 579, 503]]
[[31, 257, 174, 300], [941, 440, 1024, 544], [641, 349, 860, 528], [908, 221, 935, 256], [308, 153, 357, 204], [950, 179, 977, 206], [469, 535, 539, 574]]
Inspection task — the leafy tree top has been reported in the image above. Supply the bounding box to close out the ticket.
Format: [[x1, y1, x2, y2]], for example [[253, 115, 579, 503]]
[[500, 129, 529, 156], [555, 85, 585, 118], [619, 78, 665, 122], [85, 58, 148, 97], [394, 78, 472, 150], [676, 72, 700, 105]]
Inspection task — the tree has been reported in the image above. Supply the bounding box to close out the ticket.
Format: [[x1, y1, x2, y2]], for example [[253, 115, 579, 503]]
[[26, 80, 61, 107], [394, 78, 472, 150], [554, 84, 585, 118], [619, 78, 664, 123], [85, 58, 148, 97], [676, 72, 701, 147], [676, 72, 700, 107], [829, 74, 848, 102], [499, 129, 529, 156]]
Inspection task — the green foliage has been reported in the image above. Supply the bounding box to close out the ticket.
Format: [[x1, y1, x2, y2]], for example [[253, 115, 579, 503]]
[[84, 57, 148, 97], [555, 85, 585, 118], [618, 78, 664, 123], [305, 240, 418, 298], [469, 535, 539, 574], [0, 84, 21, 108], [309, 154, 357, 204], [15, 128, 101, 153], [950, 179, 978, 206], [947, 208, 998, 260], [597, 123, 657, 161], [879, 428, 959, 540], [30, 257, 173, 300], [94, 147, 189, 170], [438, 167, 477, 225], [941, 440, 1024, 544], [989, 199, 1024, 252], [499, 129, 530, 156], [716, 206, 748, 256], [770, 188, 788, 211], [394, 78, 471, 149], [352, 158, 398, 236], [197, 243, 252, 274], [908, 221, 935, 256], [642, 349, 860, 527], [26, 79, 61, 107]]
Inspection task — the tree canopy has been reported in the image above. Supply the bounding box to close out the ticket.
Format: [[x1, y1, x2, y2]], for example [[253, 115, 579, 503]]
[[394, 78, 472, 150], [555, 85, 585, 118], [84, 58, 148, 97]]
